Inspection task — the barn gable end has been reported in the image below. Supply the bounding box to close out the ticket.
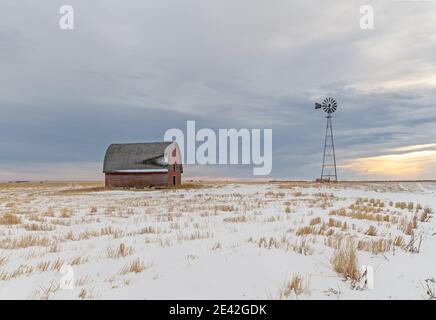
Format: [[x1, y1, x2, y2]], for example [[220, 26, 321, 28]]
[[103, 142, 182, 188]]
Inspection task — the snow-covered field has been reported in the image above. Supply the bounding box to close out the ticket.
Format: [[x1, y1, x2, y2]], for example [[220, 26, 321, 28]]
[[0, 181, 435, 300]]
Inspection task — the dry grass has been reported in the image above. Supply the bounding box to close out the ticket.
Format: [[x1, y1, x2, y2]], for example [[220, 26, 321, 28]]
[[0, 256, 8, 266], [324, 234, 350, 250], [139, 226, 158, 234], [265, 215, 281, 222], [70, 256, 88, 266], [51, 258, 64, 271], [36, 261, 51, 272], [176, 230, 213, 241], [78, 288, 97, 299], [172, 182, 209, 190], [393, 235, 405, 247], [60, 208, 73, 218], [295, 223, 331, 236], [395, 202, 408, 210], [211, 241, 222, 251], [0, 181, 433, 298], [357, 238, 392, 254], [0, 234, 51, 249], [330, 207, 396, 224], [223, 215, 251, 223], [0, 212, 21, 225], [424, 278, 436, 300], [30, 280, 60, 300], [403, 216, 418, 235], [118, 258, 150, 275], [278, 273, 311, 299], [100, 226, 124, 238], [57, 186, 106, 195], [331, 239, 359, 281], [35, 259, 64, 272], [214, 205, 236, 212], [47, 242, 61, 253], [43, 208, 55, 217], [0, 181, 101, 189], [76, 275, 92, 287], [23, 223, 55, 232], [0, 264, 34, 281], [404, 232, 422, 253], [365, 225, 378, 236], [78, 288, 89, 299], [309, 217, 322, 225], [253, 236, 314, 255], [265, 191, 286, 198], [328, 218, 344, 229], [420, 207, 432, 222], [296, 226, 317, 236], [107, 243, 134, 259]]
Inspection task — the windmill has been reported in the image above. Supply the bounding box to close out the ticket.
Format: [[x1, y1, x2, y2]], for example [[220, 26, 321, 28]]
[[315, 97, 338, 182]]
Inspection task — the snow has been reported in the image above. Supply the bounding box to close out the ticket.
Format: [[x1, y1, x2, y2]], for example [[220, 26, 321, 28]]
[[0, 181, 435, 300]]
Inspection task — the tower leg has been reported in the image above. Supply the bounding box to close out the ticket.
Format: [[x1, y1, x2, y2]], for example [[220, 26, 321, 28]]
[[320, 115, 338, 182]]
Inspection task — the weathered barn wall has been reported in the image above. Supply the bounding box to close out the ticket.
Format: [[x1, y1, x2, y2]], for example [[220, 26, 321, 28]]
[[105, 172, 168, 188], [167, 165, 182, 187], [105, 170, 182, 189]]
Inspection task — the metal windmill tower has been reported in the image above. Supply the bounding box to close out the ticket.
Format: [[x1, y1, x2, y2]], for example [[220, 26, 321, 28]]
[[315, 97, 338, 182]]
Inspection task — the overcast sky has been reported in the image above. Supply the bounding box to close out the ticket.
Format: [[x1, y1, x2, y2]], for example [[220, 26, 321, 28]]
[[1, 0, 436, 181]]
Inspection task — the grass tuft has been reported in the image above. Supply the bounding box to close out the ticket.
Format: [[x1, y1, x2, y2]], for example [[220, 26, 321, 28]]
[[331, 239, 359, 282]]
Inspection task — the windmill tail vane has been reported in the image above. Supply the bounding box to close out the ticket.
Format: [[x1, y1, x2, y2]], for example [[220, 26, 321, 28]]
[[315, 97, 338, 183]]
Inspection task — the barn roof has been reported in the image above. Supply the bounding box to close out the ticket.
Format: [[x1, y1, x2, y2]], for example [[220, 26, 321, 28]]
[[103, 142, 174, 173]]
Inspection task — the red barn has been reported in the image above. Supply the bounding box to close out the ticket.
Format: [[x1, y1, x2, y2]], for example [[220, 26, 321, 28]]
[[103, 142, 183, 189]]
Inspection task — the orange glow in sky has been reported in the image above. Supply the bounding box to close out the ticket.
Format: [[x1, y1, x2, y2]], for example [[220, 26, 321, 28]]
[[343, 146, 436, 178]]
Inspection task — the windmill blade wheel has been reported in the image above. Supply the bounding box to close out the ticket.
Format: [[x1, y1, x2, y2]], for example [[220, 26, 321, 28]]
[[322, 97, 338, 114]]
